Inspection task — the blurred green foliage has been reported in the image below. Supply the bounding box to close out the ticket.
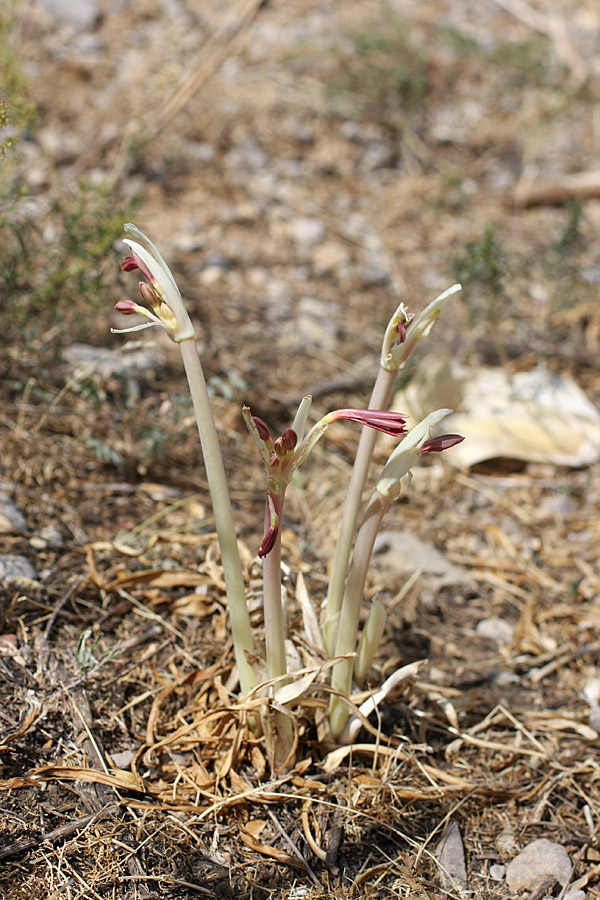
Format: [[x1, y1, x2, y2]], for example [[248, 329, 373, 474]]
[[326, 18, 429, 126]]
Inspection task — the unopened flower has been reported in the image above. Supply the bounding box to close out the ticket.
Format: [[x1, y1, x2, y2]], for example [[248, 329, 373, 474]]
[[258, 496, 280, 559], [376, 409, 463, 499], [112, 224, 195, 343], [244, 401, 409, 556], [323, 408, 408, 437], [380, 284, 461, 371]]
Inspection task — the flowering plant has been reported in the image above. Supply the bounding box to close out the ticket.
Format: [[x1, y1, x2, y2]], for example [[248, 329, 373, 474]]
[[113, 224, 463, 766]]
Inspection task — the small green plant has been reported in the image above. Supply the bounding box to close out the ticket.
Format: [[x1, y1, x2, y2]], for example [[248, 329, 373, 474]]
[[2, 181, 137, 348], [326, 19, 429, 125], [111, 226, 463, 768], [453, 223, 508, 324]]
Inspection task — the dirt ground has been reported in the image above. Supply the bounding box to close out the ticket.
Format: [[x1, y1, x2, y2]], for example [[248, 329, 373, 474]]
[[2, 0, 600, 897]]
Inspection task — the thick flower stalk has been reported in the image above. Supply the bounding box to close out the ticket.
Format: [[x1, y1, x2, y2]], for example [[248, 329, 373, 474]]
[[322, 284, 462, 654], [243, 404, 408, 674], [328, 410, 464, 739], [113, 225, 257, 695]]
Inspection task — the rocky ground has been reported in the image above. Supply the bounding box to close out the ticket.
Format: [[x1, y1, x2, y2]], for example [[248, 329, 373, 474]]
[[1, 0, 600, 897]]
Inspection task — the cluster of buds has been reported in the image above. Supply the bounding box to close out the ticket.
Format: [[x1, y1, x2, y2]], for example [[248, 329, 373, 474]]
[[244, 400, 409, 558], [112, 224, 195, 343]]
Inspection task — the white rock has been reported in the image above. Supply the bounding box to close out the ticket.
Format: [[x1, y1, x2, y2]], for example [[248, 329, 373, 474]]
[[373, 531, 464, 586], [476, 617, 514, 645], [489, 864, 505, 881], [436, 820, 468, 892], [36, 0, 99, 28], [62, 343, 162, 378], [312, 242, 349, 275], [505, 839, 571, 891], [0, 555, 39, 585], [288, 217, 325, 248], [0, 492, 29, 534]]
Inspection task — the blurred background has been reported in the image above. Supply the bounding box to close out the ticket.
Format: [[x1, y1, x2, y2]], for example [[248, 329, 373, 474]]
[[2, 0, 599, 600], [2, 1, 600, 894]]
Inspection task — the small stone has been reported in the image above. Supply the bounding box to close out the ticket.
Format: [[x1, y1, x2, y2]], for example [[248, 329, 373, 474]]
[[0, 555, 39, 585], [476, 617, 514, 645], [539, 494, 576, 517], [505, 839, 571, 892], [30, 525, 64, 550], [563, 891, 586, 900], [0, 492, 29, 534], [288, 217, 325, 248], [200, 265, 225, 285], [489, 864, 505, 881], [62, 343, 162, 378], [359, 264, 390, 286], [110, 749, 135, 769], [436, 820, 468, 892], [312, 242, 350, 275], [496, 828, 517, 857], [36, 0, 99, 28], [374, 531, 464, 586]]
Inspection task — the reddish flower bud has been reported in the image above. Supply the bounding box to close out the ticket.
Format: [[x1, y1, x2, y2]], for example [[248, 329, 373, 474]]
[[114, 299, 140, 315], [252, 417, 272, 442], [258, 524, 279, 558], [279, 429, 298, 452], [331, 408, 408, 437], [421, 434, 464, 453], [139, 281, 161, 308], [121, 256, 139, 272]]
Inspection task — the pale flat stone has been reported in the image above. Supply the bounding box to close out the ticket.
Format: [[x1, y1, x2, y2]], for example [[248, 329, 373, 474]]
[[0, 555, 39, 585], [373, 531, 464, 586], [506, 839, 571, 891], [436, 820, 468, 892], [0, 492, 29, 534], [476, 616, 514, 645], [36, 0, 99, 28]]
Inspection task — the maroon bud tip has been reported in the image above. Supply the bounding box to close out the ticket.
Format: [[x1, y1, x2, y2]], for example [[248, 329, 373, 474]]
[[332, 408, 408, 437], [274, 428, 298, 456], [396, 321, 407, 343], [280, 429, 298, 452], [121, 256, 139, 272], [252, 417, 272, 442], [114, 300, 139, 315], [421, 434, 465, 453], [258, 524, 279, 558], [139, 281, 160, 307]]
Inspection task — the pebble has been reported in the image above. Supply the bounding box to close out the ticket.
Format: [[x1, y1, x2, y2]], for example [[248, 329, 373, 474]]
[[0, 492, 29, 534], [358, 264, 390, 286], [436, 820, 468, 892], [505, 839, 571, 892], [62, 343, 162, 378], [30, 525, 64, 550], [489, 864, 505, 881], [0, 555, 39, 585], [288, 217, 326, 249], [539, 494, 576, 517], [36, 0, 99, 28], [373, 531, 464, 586], [312, 241, 350, 275], [476, 617, 514, 645]]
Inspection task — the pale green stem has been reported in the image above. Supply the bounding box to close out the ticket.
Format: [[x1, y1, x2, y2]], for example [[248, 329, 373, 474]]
[[322, 366, 397, 653], [354, 597, 386, 688], [262, 491, 287, 683], [178, 338, 257, 695], [262, 489, 295, 769], [329, 491, 389, 739]]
